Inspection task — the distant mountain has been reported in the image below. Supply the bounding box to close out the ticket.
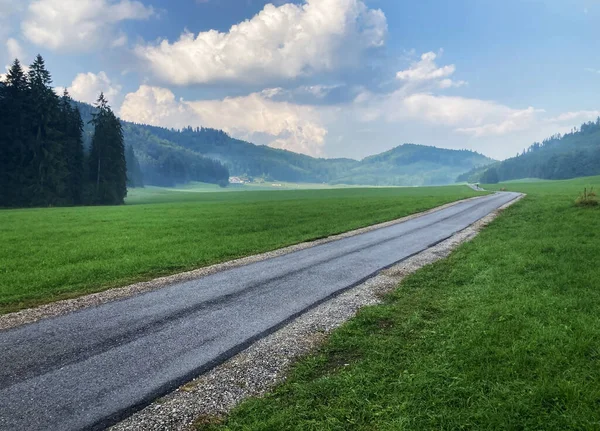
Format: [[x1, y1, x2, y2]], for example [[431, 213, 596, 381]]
[[75, 101, 495, 187], [333, 144, 495, 186], [456, 164, 498, 184], [465, 118, 600, 184]]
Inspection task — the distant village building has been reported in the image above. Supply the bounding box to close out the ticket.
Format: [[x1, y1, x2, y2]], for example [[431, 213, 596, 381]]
[[229, 177, 245, 184]]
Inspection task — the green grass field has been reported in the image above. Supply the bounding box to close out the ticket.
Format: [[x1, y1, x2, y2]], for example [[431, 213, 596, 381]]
[[200, 176, 600, 431], [0, 185, 479, 314]]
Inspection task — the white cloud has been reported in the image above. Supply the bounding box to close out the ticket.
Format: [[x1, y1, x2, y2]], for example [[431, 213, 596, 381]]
[[397, 52, 454, 81], [135, 0, 387, 85], [396, 51, 466, 90], [346, 51, 540, 138], [22, 0, 154, 52], [353, 89, 538, 134], [545, 110, 600, 123], [454, 109, 600, 140], [6, 38, 24, 60], [455, 107, 543, 137], [0, 1, 24, 51], [260, 84, 344, 103], [120, 85, 328, 156], [64, 71, 122, 105], [111, 33, 128, 48]]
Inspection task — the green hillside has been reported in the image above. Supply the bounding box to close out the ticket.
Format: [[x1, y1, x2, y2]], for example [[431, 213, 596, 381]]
[[336, 144, 494, 186], [76, 102, 495, 187], [467, 118, 600, 183]]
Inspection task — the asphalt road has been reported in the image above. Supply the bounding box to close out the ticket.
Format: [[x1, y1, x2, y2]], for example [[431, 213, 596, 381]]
[[0, 192, 521, 431]]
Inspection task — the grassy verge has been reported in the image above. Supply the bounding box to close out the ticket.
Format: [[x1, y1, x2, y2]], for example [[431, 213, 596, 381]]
[[201, 176, 600, 430], [0, 186, 478, 314]]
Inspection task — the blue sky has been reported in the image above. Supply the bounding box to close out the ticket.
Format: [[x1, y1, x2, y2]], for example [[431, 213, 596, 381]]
[[1, 0, 599, 160]]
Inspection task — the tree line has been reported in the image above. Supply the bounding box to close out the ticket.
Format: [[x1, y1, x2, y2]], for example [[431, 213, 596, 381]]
[[478, 118, 600, 184], [0, 55, 132, 208]]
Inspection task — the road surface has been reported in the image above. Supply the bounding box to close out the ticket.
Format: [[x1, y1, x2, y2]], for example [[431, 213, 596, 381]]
[[0, 192, 521, 431]]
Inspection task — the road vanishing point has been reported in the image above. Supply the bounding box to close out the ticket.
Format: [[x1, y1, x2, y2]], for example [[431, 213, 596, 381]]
[[0, 192, 521, 431]]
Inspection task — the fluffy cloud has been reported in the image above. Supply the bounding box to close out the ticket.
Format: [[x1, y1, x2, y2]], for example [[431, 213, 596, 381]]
[[6, 38, 24, 60], [120, 86, 328, 156], [22, 0, 154, 52], [396, 51, 466, 91], [545, 110, 600, 123], [344, 51, 537, 138], [135, 0, 387, 85], [64, 71, 122, 105], [455, 106, 543, 137], [0, 1, 24, 53], [353, 89, 538, 133]]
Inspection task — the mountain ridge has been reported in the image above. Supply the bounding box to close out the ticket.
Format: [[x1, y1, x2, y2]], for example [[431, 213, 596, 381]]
[[75, 101, 496, 187], [464, 118, 600, 184]]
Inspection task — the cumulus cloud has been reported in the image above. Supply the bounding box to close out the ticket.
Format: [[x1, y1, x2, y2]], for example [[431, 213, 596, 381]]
[[340, 51, 539, 138], [62, 71, 122, 105], [0, 1, 24, 52], [546, 110, 600, 123], [120, 86, 328, 156], [396, 51, 466, 90], [6, 38, 25, 60], [355, 89, 526, 129], [135, 0, 387, 85], [351, 80, 551, 144], [260, 84, 346, 105], [455, 107, 543, 137], [22, 0, 154, 52]]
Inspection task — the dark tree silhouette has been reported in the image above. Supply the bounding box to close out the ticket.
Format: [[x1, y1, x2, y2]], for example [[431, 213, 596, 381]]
[[88, 93, 127, 205]]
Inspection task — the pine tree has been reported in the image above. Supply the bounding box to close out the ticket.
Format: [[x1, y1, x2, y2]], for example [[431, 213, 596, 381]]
[[59, 90, 85, 204], [88, 93, 127, 205], [27, 54, 65, 206], [0, 59, 32, 207], [125, 145, 144, 188]]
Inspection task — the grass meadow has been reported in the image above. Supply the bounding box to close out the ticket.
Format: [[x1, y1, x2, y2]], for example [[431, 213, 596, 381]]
[[199, 176, 600, 431], [0, 185, 479, 314]]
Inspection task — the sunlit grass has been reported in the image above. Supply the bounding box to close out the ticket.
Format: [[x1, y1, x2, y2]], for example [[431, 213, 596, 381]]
[[201, 176, 600, 431], [0, 185, 478, 314]]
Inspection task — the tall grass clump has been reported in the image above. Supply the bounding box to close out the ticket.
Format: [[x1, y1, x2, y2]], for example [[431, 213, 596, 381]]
[[575, 187, 598, 207]]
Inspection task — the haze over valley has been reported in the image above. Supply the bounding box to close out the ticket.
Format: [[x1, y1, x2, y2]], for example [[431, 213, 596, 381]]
[[1, 1, 599, 430]]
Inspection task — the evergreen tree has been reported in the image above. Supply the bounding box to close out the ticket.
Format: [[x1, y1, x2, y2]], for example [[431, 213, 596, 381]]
[[481, 167, 499, 184], [59, 90, 85, 204], [27, 54, 65, 206], [125, 145, 144, 188], [88, 93, 127, 205], [0, 59, 31, 207]]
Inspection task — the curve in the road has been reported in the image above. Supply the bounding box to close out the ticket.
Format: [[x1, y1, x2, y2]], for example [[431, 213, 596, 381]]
[[0, 192, 521, 431]]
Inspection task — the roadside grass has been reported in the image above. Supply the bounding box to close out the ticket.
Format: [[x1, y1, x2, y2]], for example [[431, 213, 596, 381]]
[[0, 186, 479, 314], [200, 176, 600, 431]]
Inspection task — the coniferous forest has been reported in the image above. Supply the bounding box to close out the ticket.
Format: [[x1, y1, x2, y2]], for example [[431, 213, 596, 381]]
[[459, 118, 600, 184], [0, 56, 128, 207]]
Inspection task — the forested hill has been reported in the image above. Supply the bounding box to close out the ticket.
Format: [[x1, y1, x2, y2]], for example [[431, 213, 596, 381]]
[[333, 144, 494, 186], [77, 101, 359, 184], [468, 118, 600, 184], [75, 102, 231, 188], [76, 102, 494, 187]]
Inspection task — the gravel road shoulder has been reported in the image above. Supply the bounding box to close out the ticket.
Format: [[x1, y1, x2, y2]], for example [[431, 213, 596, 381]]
[[111, 193, 524, 431]]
